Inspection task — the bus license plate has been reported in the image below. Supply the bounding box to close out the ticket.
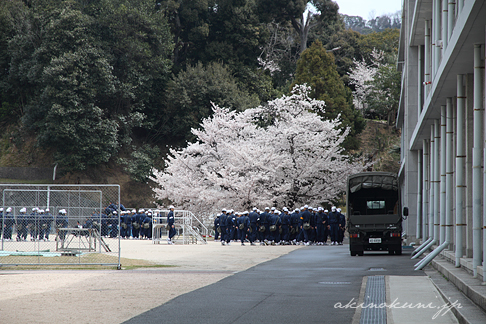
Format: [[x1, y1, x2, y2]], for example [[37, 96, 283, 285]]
[[369, 238, 382, 243]]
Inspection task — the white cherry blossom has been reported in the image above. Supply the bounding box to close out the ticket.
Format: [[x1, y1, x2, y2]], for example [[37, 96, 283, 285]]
[[151, 85, 368, 215]]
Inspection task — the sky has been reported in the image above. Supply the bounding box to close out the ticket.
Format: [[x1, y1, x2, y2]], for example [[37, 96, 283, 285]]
[[334, 0, 402, 19]]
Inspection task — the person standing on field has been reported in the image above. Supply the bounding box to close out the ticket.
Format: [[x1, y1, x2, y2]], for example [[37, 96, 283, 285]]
[[167, 205, 176, 244]]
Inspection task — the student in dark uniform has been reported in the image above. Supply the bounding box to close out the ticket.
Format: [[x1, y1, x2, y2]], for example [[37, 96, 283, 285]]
[[290, 209, 300, 244], [237, 211, 250, 245], [232, 211, 238, 241], [38, 208, 52, 241], [299, 205, 311, 245], [16, 207, 28, 241], [337, 208, 346, 245], [37, 209, 46, 240], [219, 209, 227, 245], [128, 209, 136, 238], [316, 207, 328, 245], [142, 210, 153, 240], [132, 209, 142, 239], [120, 211, 129, 239], [258, 207, 270, 245], [328, 206, 340, 245], [226, 210, 236, 245], [268, 209, 280, 244], [167, 205, 176, 244], [213, 214, 220, 241], [280, 208, 291, 245], [56, 209, 69, 241], [308, 207, 317, 244], [28, 207, 38, 241], [323, 209, 330, 244], [248, 208, 259, 245], [3, 207, 14, 241], [235, 212, 241, 241], [109, 211, 118, 238]]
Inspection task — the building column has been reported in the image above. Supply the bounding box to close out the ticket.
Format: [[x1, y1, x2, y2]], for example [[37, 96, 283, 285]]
[[425, 20, 431, 96], [472, 44, 483, 277], [430, 126, 436, 242], [456, 74, 466, 267], [433, 0, 442, 76], [418, 45, 424, 115], [440, 105, 447, 244], [423, 140, 429, 241], [466, 73, 474, 258], [434, 119, 441, 245], [442, 0, 449, 51], [446, 98, 454, 251], [482, 43, 486, 282], [448, 0, 455, 40], [417, 149, 423, 239]]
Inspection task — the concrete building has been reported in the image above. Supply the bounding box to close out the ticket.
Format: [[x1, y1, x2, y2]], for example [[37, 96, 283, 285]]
[[397, 0, 485, 280]]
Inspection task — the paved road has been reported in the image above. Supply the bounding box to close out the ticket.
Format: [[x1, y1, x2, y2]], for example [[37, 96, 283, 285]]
[[123, 245, 426, 324]]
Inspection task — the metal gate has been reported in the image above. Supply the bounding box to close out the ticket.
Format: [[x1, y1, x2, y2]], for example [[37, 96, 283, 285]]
[[0, 184, 120, 268], [152, 209, 208, 244]]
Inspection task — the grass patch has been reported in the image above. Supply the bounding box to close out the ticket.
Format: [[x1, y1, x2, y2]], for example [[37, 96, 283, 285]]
[[0, 252, 176, 270]]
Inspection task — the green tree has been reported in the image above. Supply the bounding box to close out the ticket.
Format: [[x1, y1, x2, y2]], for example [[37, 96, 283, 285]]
[[257, 0, 339, 53], [202, 0, 275, 103], [0, 0, 46, 126], [39, 45, 119, 170], [320, 28, 399, 89], [163, 61, 260, 142], [292, 40, 365, 149], [158, 0, 276, 105], [358, 29, 400, 61], [324, 28, 364, 87], [0, 0, 26, 123], [341, 15, 369, 34], [89, 0, 173, 131], [118, 144, 161, 182], [342, 12, 401, 34], [155, 0, 210, 70], [2, 0, 174, 171], [366, 60, 401, 125]]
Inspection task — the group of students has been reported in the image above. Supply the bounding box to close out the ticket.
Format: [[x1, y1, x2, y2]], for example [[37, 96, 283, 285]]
[[3, 203, 347, 246], [0, 202, 125, 242], [118, 208, 159, 240], [0, 202, 168, 243], [79, 204, 156, 240], [0, 207, 68, 242], [213, 205, 346, 246]]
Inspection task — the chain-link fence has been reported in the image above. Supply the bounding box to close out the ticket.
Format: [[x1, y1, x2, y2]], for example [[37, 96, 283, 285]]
[[0, 184, 120, 268]]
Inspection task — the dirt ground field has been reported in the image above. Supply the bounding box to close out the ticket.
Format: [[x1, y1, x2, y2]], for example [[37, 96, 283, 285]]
[[0, 239, 301, 324]]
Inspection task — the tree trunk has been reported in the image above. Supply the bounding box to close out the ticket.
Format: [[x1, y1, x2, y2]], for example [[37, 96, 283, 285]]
[[292, 11, 317, 54]]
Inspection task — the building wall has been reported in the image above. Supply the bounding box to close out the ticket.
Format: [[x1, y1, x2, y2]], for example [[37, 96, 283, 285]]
[[399, 0, 419, 243], [398, 0, 485, 277]]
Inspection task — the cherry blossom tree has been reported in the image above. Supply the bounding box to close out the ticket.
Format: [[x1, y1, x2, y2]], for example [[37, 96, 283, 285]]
[[151, 85, 367, 214], [348, 48, 401, 124], [348, 48, 384, 110]]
